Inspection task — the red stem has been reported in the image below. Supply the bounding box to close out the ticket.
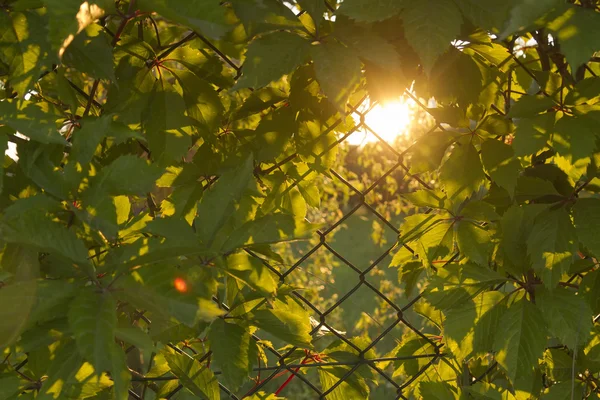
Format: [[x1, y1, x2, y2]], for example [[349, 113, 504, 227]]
[[273, 353, 313, 396]]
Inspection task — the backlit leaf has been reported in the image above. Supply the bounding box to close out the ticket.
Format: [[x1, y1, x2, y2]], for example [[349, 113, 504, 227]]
[[481, 139, 521, 196], [0, 11, 50, 96], [337, 0, 403, 22], [138, 0, 228, 39], [527, 207, 577, 288], [253, 299, 312, 348], [573, 198, 600, 259], [537, 287, 592, 349], [165, 351, 220, 400], [68, 290, 117, 372], [311, 40, 362, 111], [439, 142, 486, 204], [402, 0, 462, 74], [235, 31, 309, 90], [493, 297, 547, 382], [208, 319, 257, 390], [62, 24, 115, 80]]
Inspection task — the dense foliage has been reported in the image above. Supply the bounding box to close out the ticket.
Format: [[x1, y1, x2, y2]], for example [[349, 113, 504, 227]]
[[1, 0, 600, 398]]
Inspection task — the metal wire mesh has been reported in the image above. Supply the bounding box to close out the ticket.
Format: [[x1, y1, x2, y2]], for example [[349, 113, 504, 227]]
[[10, 2, 600, 398]]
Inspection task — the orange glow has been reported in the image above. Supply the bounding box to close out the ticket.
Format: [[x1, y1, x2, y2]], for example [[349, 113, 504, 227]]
[[349, 97, 414, 145], [174, 277, 188, 293]]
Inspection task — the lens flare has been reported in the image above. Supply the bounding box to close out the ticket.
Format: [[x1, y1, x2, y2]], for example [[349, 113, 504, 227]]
[[174, 277, 188, 293], [349, 98, 413, 146]]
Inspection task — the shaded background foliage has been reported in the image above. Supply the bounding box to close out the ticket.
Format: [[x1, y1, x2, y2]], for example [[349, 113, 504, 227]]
[[1, 0, 600, 399]]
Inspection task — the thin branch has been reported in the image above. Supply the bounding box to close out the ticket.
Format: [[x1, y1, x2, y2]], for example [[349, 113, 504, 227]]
[[157, 31, 196, 60], [83, 79, 100, 117], [66, 79, 103, 109]]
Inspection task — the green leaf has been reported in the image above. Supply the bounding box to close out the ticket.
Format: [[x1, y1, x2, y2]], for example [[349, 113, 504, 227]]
[[508, 95, 556, 118], [423, 263, 507, 312], [573, 199, 600, 259], [565, 77, 600, 106], [481, 139, 521, 196], [235, 31, 309, 90], [196, 156, 254, 245], [165, 351, 220, 400], [37, 341, 84, 400], [93, 155, 161, 196], [68, 290, 117, 372], [500, 0, 561, 39], [580, 269, 600, 314], [207, 318, 257, 390], [245, 393, 284, 400], [544, 348, 579, 382], [311, 40, 362, 111], [0, 101, 67, 145], [0, 134, 7, 194], [0, 11, 50, 96], [296, 0, 327, 25], [337, 0, 403, 22], [527, 207, 577, 288], [62, 24, 115, 80], [464, 382, 518, 400], [230, 0, 303, 39], [537, 287, 592, 349], [224, 252, 277, 295], [160, 181, 204, 224], [318, 366, 370, 400], [439, 142, 486, 204], [69, 116, 111, 165], [457, 1, 514, 32], [169, 45, 234, 88], [222, 213, 317, 252], [142, 81, 193, 164], [249, 107, 296, 162], [541, 380, 586, 399], [0, 375, 21, 399], [395, 260, 425, 299], [515, 176, 561, 202], [116, 265, 224, 326], [553, 114, 598, 162], [252, 299, 312, 348], [115, 326, 155, 352], [391, 334, 438, 378], [296, 119, 339, 172], [402, 0, 462, 74], [456, 221, 492, 266], [0, 280, 37, 348], [42, 0, 93, 52], [493, 297, 547, 382], [512, 113, 555, 157], [500, 205, 545, 269], [138, 0, 228, 39], [399, 213, 453, 267], [419, 381, 458, 400], [460, 200, 500, 222], [1, 211, 91, 266], [334, 18, 401, 71], [109, 343, 132, 400], [401, 189, 447, 210], [430, 49, 483, 106], [547, 5, 600, 71], [408, 130, 454, 173], [444, 291, 506, 360], [173, 69, 223, 134]]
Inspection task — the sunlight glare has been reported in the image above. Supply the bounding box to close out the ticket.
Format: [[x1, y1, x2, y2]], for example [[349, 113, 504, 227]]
[[349, 98, 413, 146]]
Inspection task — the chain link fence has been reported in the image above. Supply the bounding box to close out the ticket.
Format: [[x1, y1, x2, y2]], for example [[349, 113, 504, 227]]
[[11, 2, 600, 398]]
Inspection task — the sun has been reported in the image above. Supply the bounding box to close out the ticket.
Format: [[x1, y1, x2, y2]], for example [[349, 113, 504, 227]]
[[348, 97, 414, 146]]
